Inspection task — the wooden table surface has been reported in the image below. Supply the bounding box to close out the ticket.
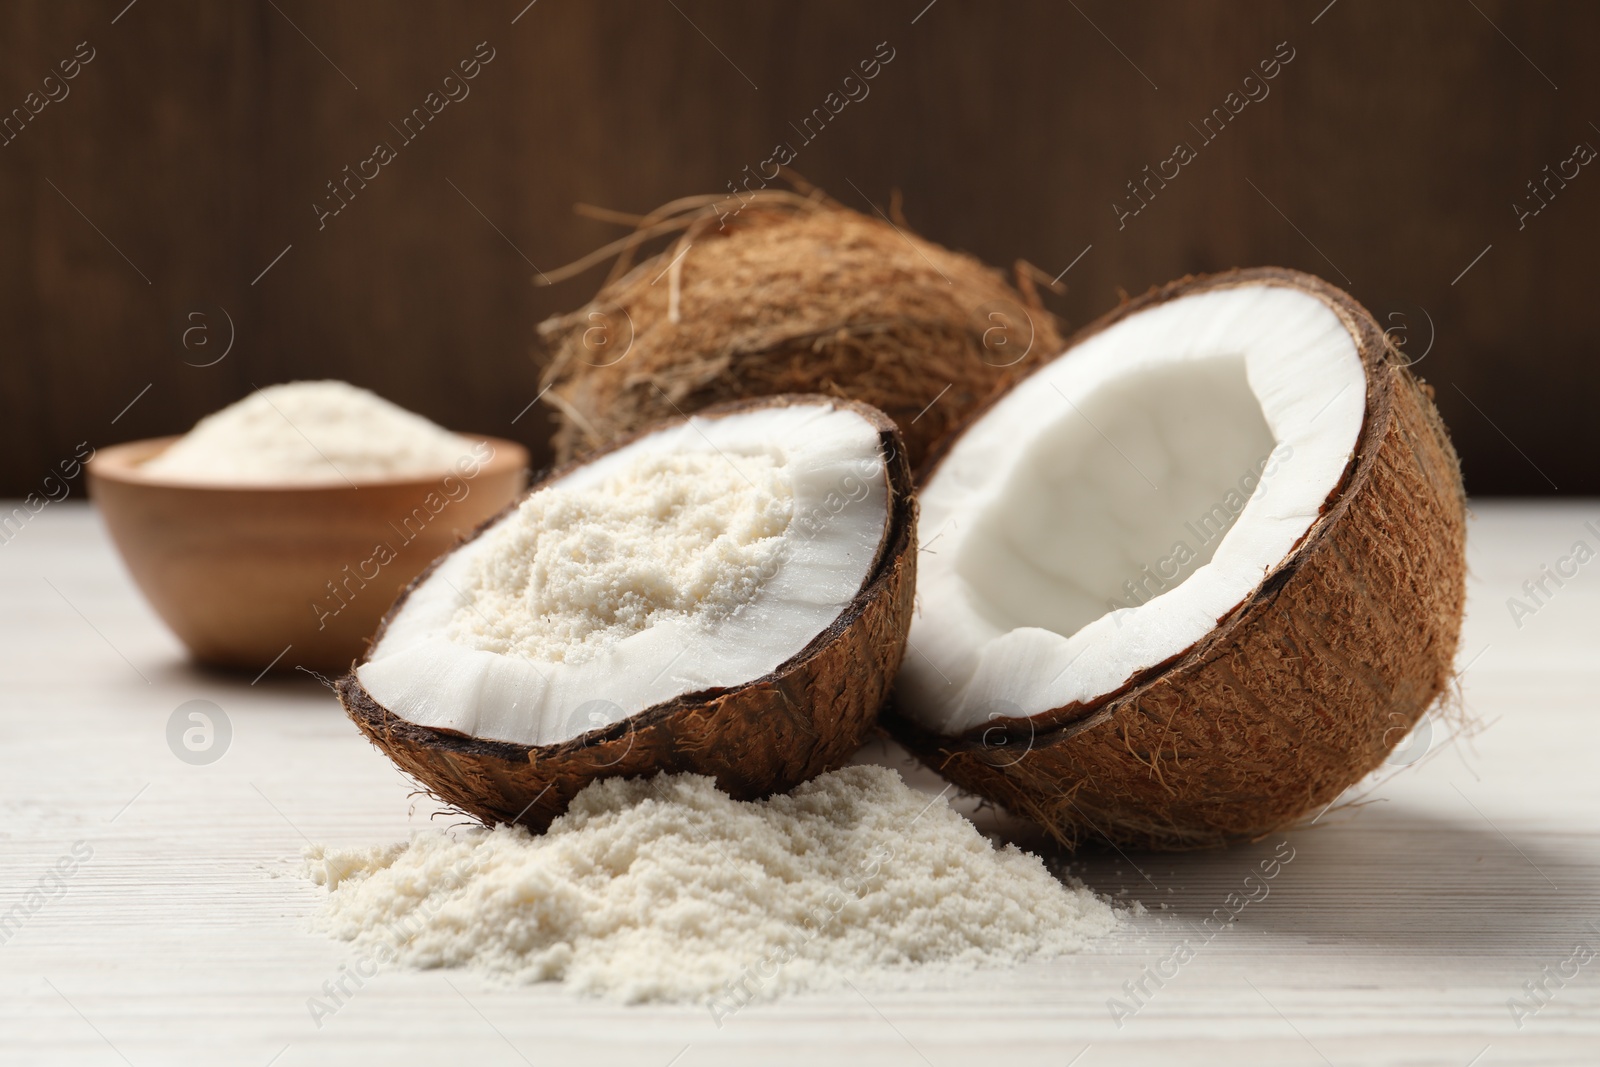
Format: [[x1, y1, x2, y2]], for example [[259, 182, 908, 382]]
[[3, 501, 1597, 1066]]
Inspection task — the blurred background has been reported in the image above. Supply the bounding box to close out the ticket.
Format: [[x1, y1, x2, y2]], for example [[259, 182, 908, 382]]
[[1, 0, 1593, 496]]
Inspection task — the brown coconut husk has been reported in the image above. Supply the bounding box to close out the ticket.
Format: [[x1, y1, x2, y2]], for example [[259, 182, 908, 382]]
[[338, 395, 916, 832], [536, 188, 1063, 469], [884, 267, 1468, 851]]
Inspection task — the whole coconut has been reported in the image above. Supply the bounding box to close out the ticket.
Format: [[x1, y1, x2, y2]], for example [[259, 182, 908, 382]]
[[537, 191, 1063, 468]]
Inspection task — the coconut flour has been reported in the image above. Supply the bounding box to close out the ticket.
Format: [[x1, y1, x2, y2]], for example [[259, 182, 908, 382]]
[[303, 765, 1116, 1006], [143, 380, 472, 485], [445, 451, 794, 665]]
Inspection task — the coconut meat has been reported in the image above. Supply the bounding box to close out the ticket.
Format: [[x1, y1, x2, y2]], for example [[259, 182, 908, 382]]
[[357, 403, 890, 747], [899, 283, 1367, 735]]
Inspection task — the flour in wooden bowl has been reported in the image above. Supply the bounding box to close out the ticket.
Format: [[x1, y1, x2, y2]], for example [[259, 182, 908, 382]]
[[302, 765, 1117, 1007], [143, 380, 473, 485]]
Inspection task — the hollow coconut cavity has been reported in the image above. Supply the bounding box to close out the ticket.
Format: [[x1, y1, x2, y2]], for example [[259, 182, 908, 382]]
[[887, 268, 1466, 850], [537, 190, 1063, 469], [340, 395, 916, 831]]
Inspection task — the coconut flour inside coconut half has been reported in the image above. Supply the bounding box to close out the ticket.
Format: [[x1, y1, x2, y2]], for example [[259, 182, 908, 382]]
[[444, 450, 794, 665], [357, 401, 892, 747]]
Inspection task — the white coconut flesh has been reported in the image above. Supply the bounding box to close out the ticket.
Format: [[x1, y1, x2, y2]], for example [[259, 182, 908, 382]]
[[357, 403, 890, 747], [899, 284, 1367, 736]]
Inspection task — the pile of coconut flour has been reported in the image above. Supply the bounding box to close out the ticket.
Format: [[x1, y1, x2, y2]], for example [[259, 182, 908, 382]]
[[303, 765, 1116, 1005], [445, 451, 793, 665], [143, 380, 472, 485]]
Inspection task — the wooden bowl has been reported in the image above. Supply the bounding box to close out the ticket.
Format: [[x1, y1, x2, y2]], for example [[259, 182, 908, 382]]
[[87, 436, 528, 675]]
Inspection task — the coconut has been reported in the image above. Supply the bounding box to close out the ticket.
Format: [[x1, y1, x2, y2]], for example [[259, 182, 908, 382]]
[[338, 395, 915, 831], [536, 190, 1063, 469], [885, 268, 1466, 850]]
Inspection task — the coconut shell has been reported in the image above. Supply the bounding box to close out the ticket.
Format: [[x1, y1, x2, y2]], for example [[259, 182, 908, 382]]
[[537, 193, 1063, 470], [884, 267, 1468, 851], [338, 396, 916, 832]]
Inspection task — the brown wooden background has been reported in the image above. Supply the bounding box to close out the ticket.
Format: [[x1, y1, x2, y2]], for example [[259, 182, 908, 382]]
[[2, 1, 1594, 497]]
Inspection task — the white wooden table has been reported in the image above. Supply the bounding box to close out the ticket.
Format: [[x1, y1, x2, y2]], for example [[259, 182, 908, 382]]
[[3, 501, 1596, 1066]]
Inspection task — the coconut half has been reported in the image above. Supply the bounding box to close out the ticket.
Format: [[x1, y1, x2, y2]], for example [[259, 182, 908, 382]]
[[340, 396, 915, 831], [887, 268, 1466, 850]]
